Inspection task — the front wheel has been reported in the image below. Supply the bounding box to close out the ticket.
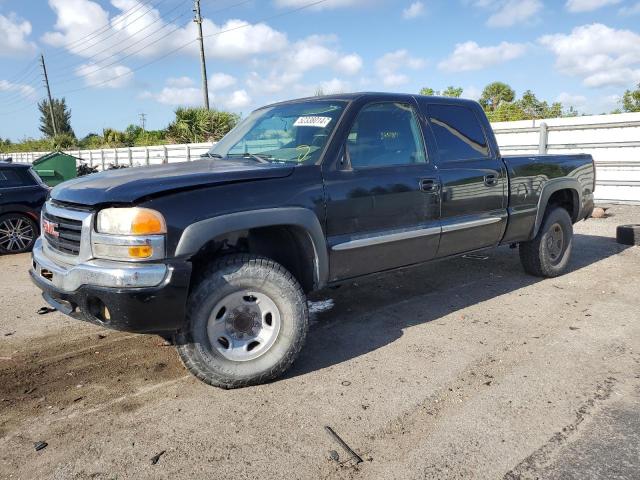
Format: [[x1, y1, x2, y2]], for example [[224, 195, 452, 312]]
[[176, 254, 309, 388], [0, 213, 38, 254], [519, 207, 573, 278]]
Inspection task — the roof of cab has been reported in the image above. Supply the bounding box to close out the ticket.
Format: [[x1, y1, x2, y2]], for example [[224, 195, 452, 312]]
[[262, 92, 481, 109]]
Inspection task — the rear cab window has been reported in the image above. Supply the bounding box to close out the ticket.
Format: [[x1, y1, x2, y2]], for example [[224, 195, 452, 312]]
[[426, 104, 491, 162]]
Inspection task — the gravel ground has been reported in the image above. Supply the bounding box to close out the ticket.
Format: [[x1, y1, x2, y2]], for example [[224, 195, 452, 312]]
[[0, 205, 638, 480]]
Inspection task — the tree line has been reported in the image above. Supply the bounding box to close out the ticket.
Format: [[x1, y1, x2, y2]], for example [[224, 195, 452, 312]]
[[0, 101, 239, 154], [420, 81, 640, 122]]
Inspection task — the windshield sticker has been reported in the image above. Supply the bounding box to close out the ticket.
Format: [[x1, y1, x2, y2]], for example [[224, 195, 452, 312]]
[[294, 116, 332, 128], [296, 145, 312, 162]]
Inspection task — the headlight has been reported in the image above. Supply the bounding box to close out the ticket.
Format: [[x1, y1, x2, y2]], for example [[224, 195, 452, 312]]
[[93, 208, 166, 261], [96, 208, 166, 235]]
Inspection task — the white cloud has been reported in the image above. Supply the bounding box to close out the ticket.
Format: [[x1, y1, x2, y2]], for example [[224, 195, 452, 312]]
[[539, 23, 640, 87], [487, 0, 542, 27], [0, 80, 37, 99], [403, 2, 426, 19], [467, 0, 542, 27], [209, 73, 237, 90], [273, 0, 364, 9], [140, 77, 201, 105], [0, 13, 36, 56], [319, 78, 351, 94], [566, 0, 621, 13], [463, 85, 482, 100], [376, 50, 426, 87], [76, 63, 133, 88], [438, 41, 526, 72], [335, 54, 363, 75], [166, 77, 194, 88], [222, 89, 252, 109], [556, 92, 588, 108], [619, 2, 640, 15], [246, 35, 363, 95]]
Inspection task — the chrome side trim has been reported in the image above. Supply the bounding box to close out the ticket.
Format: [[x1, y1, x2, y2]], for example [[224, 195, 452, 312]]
[[333, 226, 441, 251], [441, 216, 502, 233], [32, 239, 168, 292]]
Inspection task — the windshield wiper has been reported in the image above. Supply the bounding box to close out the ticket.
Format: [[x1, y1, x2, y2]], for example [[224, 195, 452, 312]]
[[229, 153, 272, 164], [201, 152, 225, 159]]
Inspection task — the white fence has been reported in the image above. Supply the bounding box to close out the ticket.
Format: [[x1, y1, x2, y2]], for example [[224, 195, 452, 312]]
[[3, 112, 640, 204], [493, 112, 640, 205]]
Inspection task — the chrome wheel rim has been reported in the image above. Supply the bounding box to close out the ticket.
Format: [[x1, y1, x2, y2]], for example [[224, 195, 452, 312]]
[[207, 291, 281, 362], [546, 223, 565, 263], [0, 217, 34, 252]]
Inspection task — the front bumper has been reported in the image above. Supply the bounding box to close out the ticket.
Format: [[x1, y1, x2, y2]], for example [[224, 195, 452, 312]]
[[30, 238, 191, 334]]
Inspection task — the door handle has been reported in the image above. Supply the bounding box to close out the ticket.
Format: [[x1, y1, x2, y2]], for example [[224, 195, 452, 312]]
[[484, 174, 498, 186], [420, 178, 440, 193]]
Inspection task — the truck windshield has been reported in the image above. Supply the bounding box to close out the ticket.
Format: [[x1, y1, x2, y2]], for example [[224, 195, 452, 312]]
[[207, 100, 347, 164]]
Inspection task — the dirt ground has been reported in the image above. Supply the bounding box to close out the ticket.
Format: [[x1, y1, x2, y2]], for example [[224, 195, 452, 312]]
[[1, 205, 639, 480]]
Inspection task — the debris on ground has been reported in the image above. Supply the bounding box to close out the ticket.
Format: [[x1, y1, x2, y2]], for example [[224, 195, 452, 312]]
[[324, 426, 363, 464], [3, 331, 15, 336], [591, 207, 609, 219], [341, 381, 351, 387], [97, 334, 107, 340], [34, 441, 48, 452], [328, 450, 340, 462], [151, 450, 166, 465], [37, 307, 56, 315]]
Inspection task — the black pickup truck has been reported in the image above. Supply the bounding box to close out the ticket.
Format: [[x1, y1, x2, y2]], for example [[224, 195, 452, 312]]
[[30, 93, 595, 388]]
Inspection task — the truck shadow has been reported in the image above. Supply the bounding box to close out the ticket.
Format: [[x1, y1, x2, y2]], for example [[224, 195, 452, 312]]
[[286, 234, 629, 379]]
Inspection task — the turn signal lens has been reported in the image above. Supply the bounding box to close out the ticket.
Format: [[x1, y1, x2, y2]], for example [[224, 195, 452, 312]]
[[128, 245, 153, 258], [97, 208, 166, 236]]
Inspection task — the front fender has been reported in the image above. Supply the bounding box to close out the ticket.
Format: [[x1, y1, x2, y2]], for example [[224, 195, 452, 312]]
[[175, 207, 329, 288]]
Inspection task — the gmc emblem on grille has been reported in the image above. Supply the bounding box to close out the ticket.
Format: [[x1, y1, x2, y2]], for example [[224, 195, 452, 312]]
[[43, 219, 59, 238]]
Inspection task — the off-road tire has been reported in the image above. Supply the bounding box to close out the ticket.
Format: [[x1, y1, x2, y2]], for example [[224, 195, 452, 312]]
[[616, 224, 640, 246], [0, 213, 38, 254], [519, 207, 573, 278], [176, 254, 309, 389]]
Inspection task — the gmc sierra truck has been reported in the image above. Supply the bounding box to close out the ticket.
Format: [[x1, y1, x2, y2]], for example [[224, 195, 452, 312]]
[[30, 93, 595, 388]]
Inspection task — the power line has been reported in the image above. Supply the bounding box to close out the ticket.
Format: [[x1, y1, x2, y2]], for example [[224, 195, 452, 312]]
[[48, 9, 190, 84], [53, 0, 174, 63], [45, 0, 168, 61], [3, 0, 332, 108]]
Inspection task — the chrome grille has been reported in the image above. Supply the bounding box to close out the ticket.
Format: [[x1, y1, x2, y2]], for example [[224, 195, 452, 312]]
[[41, 202, 93, 264], [42, 211, 82, 256]]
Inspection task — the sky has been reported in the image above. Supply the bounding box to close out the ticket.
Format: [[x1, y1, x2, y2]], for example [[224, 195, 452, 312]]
[[0, 0, 639, 141]]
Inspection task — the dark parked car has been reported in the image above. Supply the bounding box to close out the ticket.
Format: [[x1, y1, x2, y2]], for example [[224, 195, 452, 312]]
[[0, 162, 48, 254], [30, 93, 595, 388]]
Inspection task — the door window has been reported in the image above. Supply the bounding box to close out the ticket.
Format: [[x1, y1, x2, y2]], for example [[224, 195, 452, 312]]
[[0, 169, 28, 188], [347, 103, 427, 168], [428, 104, 490, 162]]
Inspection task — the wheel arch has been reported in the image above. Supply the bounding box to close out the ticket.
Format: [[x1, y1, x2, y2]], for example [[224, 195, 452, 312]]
[[533, 179, 582, 238], [175, 208, 328, 291]]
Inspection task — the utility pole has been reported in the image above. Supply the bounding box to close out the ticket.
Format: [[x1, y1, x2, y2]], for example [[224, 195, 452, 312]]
[[39, 53, 58, 137], [139, 113, 147, 132], [193, 0, 210, 110]]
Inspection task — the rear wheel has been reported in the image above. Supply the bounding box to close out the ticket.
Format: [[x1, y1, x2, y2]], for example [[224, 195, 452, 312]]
[[519, 207, 573, 278], [176, 254, 308, 388], [0, 213, 38, 254]]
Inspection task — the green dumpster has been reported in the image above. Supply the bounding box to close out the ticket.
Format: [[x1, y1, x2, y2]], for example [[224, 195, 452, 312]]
[[32, 151, 79, 187]]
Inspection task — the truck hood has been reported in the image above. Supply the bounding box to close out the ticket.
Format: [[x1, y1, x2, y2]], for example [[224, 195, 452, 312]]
[[51, 159, 295, 206]]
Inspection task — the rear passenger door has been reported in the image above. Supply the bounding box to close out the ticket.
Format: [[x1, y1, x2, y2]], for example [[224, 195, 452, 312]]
[[421, 103, 507, 257], [323, 100, 441, 281]]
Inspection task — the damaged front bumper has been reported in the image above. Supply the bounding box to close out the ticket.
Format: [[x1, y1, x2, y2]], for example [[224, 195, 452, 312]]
[[30, 238, 191, 334]]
